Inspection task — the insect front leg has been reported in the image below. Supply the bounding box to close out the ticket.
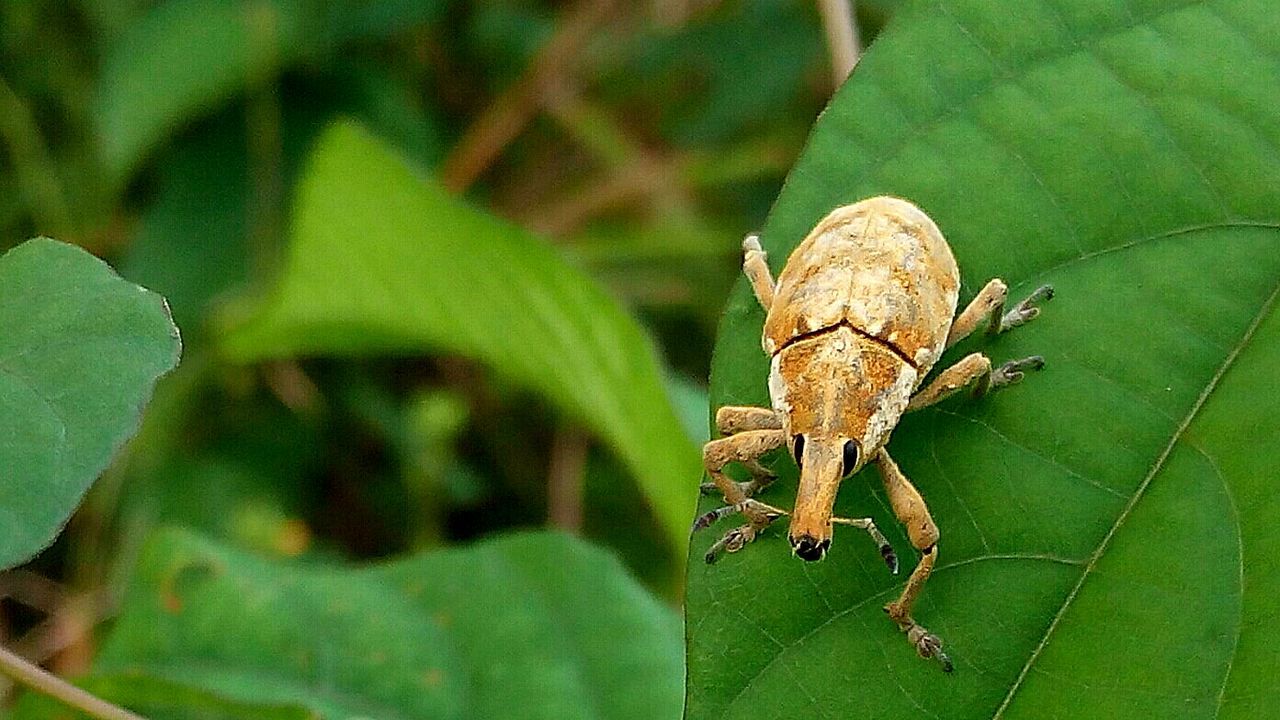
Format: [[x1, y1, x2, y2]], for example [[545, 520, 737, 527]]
[[715, 405, 782, 434], [946, 278, 1053, 348], [699, 406, 783, 497], [906, 352, 1045, 412], [742, 234, 776, 311], [832, 516, 899, 573], [875, 449, 952, 672], [695, 428, 788, 563]]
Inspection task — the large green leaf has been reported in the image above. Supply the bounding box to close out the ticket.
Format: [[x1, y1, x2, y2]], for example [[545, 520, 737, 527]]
[[93, 0, 447, 181], [686, 0, 1280, 717], [220, 121, 701, 556], [0, 238, 181, 570], [12, 529, 683, 720]]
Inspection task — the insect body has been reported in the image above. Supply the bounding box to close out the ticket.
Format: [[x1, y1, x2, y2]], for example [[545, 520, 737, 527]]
[[695, 196, 1053, 671]]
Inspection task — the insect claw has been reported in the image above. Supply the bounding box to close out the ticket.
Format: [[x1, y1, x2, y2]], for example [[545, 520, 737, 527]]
[[935, 648, 954, 673], [904, 622, 953, 672], [703, 530, 731, 563], [992, 355, 1045, 389], [999, 284, 1054, 332], [1028, 283, 1054, 303], [742, 233, 764, 253], [703, 542, 724, 564], [704, 525, 756, 563], [881, 544, 899, 574]]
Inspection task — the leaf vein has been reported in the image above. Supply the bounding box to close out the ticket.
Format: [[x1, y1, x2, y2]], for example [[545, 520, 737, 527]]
[[990, 272, 1280, 719], [1193, 441, 1245, 718], [719, 554, 1083, 719]]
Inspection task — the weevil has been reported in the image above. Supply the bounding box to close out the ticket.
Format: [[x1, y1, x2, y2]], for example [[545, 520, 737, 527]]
[[694, 196, 1053, 671]]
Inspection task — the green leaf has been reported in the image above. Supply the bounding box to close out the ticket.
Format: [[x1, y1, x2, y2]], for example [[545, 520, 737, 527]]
[[12, 529, 682, 720], [686, 1, 1280, 717], [93, 0, 447, 181], [220, 121, 701, 556], [0, 238, 181, 570], [616, 0, 824, 146]]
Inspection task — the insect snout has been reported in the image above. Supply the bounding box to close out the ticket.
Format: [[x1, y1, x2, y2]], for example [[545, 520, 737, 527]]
[[790, 533, 829, 562]]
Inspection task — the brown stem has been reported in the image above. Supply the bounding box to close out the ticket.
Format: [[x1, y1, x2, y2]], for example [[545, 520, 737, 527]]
[[262, 360, 322, 414], [529, 159, 664, 237], [440, 0, 618, 192], [816, 0, 861, 88], [0, 644, 145, 720], [244, 0, 285, 284], [0, 570, 66, 611], [547, 426, 589, 532], [14, 594, 99, 674]]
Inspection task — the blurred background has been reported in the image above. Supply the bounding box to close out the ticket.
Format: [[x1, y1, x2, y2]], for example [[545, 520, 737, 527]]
[[0, 0, 898, 698]]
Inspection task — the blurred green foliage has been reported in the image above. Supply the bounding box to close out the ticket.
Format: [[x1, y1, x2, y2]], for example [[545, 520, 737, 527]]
[[0, 0, 860, 716], [13, 529, 683, 719]]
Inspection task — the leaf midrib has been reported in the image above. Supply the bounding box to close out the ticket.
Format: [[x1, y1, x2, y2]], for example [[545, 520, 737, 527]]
[[990, 262, 1280, 719]]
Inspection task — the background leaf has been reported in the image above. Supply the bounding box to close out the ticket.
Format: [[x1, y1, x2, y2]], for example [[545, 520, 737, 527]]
[[12, 529, 683, 720], [220, 121, 702, 557], [0, 238, 181, 570], [93, 0, 447, 181], [686, 0, 1280, 717]]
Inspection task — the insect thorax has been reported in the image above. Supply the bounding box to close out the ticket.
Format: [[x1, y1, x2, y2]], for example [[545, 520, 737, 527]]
[[768, 325, 917, 453]]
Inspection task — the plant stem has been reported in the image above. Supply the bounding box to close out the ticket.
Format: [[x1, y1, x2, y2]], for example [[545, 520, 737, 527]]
[[0, 643, 145, 720], [547, 426, 589, 532], [440, 0, 618, 193], [244, 0, 285, 285], [817, 0, 861, 88]]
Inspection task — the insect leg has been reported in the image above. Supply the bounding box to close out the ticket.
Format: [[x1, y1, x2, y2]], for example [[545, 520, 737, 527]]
[[700, 407, 783, 496], [907, 352, 1044, 412], [832, 516, 898, 573], [875, 449, 952, 672], [996, 283, 1054, 335], [946, 279, 1007, 348], [946, 279, 1053, 348], [702, 430, 784, 503], [742, 234, 776, 311], [715, 405, 783, 435], [907, 353, 991, 411], [695, 499, 789, 562], [696, 429, 787, 562]]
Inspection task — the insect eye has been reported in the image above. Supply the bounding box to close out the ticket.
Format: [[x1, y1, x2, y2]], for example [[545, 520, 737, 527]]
[[841, 440, 860, 477], [791, 435, 806, 468]]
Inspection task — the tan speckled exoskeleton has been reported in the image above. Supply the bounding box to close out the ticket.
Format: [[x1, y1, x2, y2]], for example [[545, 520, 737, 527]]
[[694, 196, 1053, 671]]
